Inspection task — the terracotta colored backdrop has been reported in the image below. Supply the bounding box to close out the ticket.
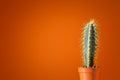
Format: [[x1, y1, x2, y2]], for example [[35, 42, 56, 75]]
[[0, 0, 120, 80]]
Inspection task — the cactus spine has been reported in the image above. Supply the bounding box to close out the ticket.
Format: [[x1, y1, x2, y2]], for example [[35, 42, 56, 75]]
[[83, 20, 97, 68]]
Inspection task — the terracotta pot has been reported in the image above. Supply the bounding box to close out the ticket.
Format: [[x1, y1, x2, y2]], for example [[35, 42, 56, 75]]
[[78, 67, 100, 80]]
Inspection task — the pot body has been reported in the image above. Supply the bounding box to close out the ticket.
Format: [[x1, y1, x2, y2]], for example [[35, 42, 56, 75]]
[[78, 67, 100, 80]]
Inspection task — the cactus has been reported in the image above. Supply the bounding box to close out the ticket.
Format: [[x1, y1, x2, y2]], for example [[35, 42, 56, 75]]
[[83, 20, 97, 68]]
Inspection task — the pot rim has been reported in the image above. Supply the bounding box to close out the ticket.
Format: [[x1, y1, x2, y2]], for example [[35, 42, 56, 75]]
[[78, 66, 100, 72]]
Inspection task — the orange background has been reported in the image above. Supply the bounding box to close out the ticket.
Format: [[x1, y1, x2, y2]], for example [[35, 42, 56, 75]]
[[0, 0, 120, 80]]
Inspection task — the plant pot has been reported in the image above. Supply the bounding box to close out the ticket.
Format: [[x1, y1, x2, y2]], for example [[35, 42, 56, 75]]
[[78, 67, 100, 80]]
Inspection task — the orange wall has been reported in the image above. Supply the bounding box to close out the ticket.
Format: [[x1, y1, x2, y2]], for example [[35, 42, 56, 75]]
[[0, 0, 120, 80]]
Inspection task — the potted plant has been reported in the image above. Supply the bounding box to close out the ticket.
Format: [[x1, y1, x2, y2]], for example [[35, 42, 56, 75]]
[[78, 20, 100, 80]]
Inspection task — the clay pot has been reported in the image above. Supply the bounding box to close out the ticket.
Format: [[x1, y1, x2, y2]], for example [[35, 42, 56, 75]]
[[78, 67, 100, 80]]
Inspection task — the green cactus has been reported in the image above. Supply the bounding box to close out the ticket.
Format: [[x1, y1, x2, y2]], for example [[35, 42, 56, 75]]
[[83, 20, 97, 68]]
